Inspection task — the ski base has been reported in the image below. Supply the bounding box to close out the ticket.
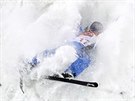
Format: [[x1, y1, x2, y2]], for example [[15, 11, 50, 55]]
[[46, 76, 98, 87]]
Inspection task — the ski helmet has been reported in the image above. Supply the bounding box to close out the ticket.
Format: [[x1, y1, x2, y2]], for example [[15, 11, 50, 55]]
[[90, 21, 103, 34]]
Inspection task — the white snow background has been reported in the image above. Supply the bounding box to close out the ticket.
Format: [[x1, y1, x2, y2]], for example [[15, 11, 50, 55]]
[[0, 0, 134, 101]]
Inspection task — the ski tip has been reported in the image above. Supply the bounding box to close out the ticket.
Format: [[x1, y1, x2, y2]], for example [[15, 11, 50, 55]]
[[87, 82, 98, 87]]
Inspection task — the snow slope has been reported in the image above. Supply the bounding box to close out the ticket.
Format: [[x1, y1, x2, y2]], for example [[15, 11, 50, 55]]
[[0, 0, 134, 101]]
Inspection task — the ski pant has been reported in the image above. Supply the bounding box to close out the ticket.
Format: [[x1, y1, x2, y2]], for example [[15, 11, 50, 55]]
[[65, 42, 91, 77], [31, 41, 91, 77]]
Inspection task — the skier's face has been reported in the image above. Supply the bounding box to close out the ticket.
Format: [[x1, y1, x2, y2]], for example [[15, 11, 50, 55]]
[[86, 29, 101, 36], [84, 29, 99, 37]]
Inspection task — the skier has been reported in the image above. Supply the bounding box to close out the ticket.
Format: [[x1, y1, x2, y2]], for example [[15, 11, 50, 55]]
[[20, 21, 103, 79]]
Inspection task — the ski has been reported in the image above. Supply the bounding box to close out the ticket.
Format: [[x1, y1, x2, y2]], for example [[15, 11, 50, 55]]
[[20, 78, 24, 93], [45, 76, 98, 87]]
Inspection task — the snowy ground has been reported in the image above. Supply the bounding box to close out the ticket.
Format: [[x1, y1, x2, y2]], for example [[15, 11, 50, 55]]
[[0, 0, 135, 101]]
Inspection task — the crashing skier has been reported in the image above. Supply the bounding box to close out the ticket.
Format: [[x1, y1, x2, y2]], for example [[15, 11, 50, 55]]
[[19, 21, 103, 82]]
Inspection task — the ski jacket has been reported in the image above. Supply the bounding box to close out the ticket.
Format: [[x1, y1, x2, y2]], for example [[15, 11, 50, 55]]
[[73, 34, 97, 48]]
